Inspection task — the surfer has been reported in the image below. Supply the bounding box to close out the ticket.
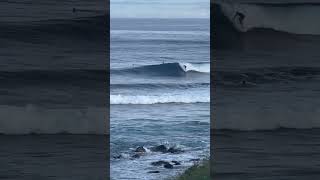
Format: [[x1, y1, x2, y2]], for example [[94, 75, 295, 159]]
[[233, 11, 245, 27]]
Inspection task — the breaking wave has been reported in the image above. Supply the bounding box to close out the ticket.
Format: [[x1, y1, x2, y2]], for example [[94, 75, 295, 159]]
[[212, 1, 320, 50], [111, 93, 209, 105], [0, 15, 107, 42], [111, 83, 210, 90], [0, 105, 107, 135], [112, 62, 209, 77], [214, 0, 320, 35]]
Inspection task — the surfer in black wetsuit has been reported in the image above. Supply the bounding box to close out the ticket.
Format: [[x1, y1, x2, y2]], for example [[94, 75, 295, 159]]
[[233, 11, 245, 27]]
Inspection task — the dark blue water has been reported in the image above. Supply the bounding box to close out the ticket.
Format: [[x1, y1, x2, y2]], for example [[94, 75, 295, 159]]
[[213, 0, 320, 179], [0, 1, 108, 180], [110, 18, 210, 180]]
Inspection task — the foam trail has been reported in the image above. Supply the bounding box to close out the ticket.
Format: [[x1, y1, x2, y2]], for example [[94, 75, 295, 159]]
[[0, 105, 107, 135], [111, 93, 209, 104]]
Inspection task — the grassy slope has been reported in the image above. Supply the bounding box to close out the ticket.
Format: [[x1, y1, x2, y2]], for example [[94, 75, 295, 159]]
[[174, 161, 210, 180]]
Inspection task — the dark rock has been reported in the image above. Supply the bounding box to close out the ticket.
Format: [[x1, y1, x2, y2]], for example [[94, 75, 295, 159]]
[[113, 155, 122, 159], [135, 146, 146, 153], [151, 160, 169, 166], [148, 171, 160, 173], [131, 154, 141, 159], [189, 158, 200, 162], [167, 147, 184, 154], [164, 163, 173, 169], [151, 145, 167, 153], [171, 161, 181, 165]]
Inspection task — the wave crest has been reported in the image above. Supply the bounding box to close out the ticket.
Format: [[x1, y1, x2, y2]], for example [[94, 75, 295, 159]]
[[111, 94, 209, 104], [215, 0, 320, 35], [112, 62, 209, 77]]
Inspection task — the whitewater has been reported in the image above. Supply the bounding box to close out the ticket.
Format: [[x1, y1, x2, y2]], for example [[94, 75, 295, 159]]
[[110, 18, 210, 180]]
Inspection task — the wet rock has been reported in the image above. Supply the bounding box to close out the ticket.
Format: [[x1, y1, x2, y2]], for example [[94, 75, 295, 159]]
[[189, 158, 200, 162], [148, 171, 160, 173], [167, 147, 184, 154], [171, 161, 181, 165], [135, 146, 146, 153], [164, 163, 173, 169], [151, 160, 169, 166], [151, 145, 167, 153], [131, 154, 141, 159], [113, 155, 122, 159]]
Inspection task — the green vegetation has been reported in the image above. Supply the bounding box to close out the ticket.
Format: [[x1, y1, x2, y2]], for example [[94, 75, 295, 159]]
[[174, 160, 210, 180]]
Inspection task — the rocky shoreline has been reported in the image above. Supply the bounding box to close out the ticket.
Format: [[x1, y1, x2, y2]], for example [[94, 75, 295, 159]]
[[113, 144, 202, 174]]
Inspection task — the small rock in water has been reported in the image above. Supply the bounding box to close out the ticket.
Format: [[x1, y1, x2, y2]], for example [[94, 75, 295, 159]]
[[113, 155, 122, 159], [171, 161, 181, 165], [135, 146, 146, 153], [151, 145, 167, 153], [131, 154, 141, 159], [163, 163, 173, 169], [151, 160, 169, 166], [168, 147, 184, 154], [148, 171, 160, 174]]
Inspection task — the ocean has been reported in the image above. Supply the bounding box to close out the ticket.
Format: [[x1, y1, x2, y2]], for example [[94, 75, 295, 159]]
[[212, 0, 320, 179], [0, 0, 108, 179], [110, 18, 210, 179]]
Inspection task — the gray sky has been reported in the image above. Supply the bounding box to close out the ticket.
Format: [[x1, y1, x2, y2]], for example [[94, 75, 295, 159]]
[[111, 0, 209, 18]]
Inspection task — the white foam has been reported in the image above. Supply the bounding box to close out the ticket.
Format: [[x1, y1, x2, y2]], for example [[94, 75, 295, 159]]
[[111, 30, 209, 36], [218, 0, 320, 35], [179, 63, 210, 73], [111, 93, 209, 105], [0, 105, 108, 135], [111, 148, 208, 180]]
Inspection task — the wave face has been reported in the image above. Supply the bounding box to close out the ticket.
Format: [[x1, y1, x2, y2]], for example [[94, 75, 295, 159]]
[[0, 69, 107, 135], [212, 1, 320, 50], [112, 62, 209, 77], [0, 15, 107, 43], [215, 0, 320, 35], [111, 63, 210, 105], [213, 1, 320, 132]]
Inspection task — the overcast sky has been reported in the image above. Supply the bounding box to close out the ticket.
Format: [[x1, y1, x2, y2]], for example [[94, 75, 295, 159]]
[[111, 0, 209, 19]]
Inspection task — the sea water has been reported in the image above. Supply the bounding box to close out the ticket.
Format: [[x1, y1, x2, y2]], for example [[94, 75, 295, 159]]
[[213, 0, 320, 179], [110, 18, 210, 180]]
